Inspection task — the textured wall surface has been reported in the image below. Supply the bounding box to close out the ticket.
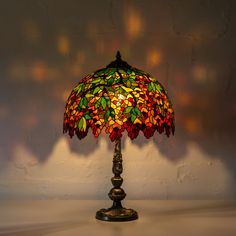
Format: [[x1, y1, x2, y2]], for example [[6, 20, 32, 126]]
[[0, 0, 236, 199]]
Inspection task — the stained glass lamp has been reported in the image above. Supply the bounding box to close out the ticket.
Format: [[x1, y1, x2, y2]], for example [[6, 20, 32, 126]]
[[63, 51, 175, 221]]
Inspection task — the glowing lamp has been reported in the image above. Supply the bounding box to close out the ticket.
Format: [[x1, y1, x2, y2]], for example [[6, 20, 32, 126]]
[[63, 51, 175, 221]]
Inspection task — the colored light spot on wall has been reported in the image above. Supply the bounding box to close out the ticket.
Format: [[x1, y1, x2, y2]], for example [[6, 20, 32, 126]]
[[58, 36, 70, 55], [192, 65, 207, 83], [178, 93, 192, 106], [124, 6, 144, 40], [31, 62, 47, 82], [185, 118, 201, 135], [146, 50, 161, 67]]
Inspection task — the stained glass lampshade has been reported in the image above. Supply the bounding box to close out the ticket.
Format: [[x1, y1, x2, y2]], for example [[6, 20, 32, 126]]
[[63, 51, 175, 221]]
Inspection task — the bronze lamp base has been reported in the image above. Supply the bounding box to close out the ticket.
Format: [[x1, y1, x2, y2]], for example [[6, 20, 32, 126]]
[[96, 202, 138, 222], [95, 139, 138, 222]]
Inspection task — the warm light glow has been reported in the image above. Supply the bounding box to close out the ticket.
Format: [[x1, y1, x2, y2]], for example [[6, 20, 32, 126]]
[[63, 53, 175, 141], [178, 93, 192, 106], [31, 62, 47, 82], [118, 94, 125, 101], [57, 36, 70, 55], [192, 65, 207, 83], [124, 6, 144, 40], [185, 118, 201, 134], [146, 50, 161, 67], [9, 62, 52, 82]]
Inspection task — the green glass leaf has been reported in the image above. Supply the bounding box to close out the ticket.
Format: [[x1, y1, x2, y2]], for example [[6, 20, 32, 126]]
[[92, 78, 102, 84], [85, 93, 94, 98], [151, 82, 156, 91], [74, 83, 84, 94], [134, 107, 141, 116], [155, 84, 162, 92], [95, 98, 101, 108], [130, 108, 136, 115], [126, 80, 131, 87], [107, 77, 114, 86], [78, 99, 83, 111], [104, 109, 110, 121], [101, 97, 107, 109], [85, 114, 91, 120], [127, 69, 132, 74], [93, 87, 101, 95], [116, 77, 122, 83], [148, 83, 152, 92], [131, 114, 136, 123], [108, 71, 115, 76], [124, 106, 133, 113], [107, 99, 111, 107], [78, 117, 86, 130], [110, 108, 115, 119], [105, 96, 111, 107], [83, 97, 88, 107]]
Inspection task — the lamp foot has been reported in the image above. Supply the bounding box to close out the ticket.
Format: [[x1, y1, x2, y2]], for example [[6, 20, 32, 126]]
[[96, 206, 138, 222]]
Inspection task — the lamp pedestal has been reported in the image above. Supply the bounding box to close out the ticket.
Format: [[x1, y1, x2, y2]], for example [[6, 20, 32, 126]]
[[96, 138, 138, 221]]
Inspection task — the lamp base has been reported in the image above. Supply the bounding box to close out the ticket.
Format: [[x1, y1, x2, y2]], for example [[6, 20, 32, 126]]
[[96, 206, 138, 222]]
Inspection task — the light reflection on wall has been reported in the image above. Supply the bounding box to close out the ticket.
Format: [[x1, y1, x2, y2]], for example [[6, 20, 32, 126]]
[[178, 93, 192, 107], [146, 49, 161, 67], [192, 65, 216, 83], [31, 61, 47, 82], [124, 4, 144, 41], [185, 117, 202, 135], [57, 36, 70, 56]]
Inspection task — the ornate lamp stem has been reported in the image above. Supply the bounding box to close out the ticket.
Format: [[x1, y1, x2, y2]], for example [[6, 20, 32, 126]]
[[109, 138, 126, 208], [96, 138, 138, 221]]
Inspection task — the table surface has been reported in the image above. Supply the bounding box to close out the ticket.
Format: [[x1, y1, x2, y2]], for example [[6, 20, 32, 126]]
[[0, 200, 236, 236]]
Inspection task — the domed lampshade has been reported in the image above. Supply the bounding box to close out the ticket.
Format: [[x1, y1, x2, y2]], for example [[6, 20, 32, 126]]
[[63, 51, 174, 141], [63, 51, 175, 222]]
